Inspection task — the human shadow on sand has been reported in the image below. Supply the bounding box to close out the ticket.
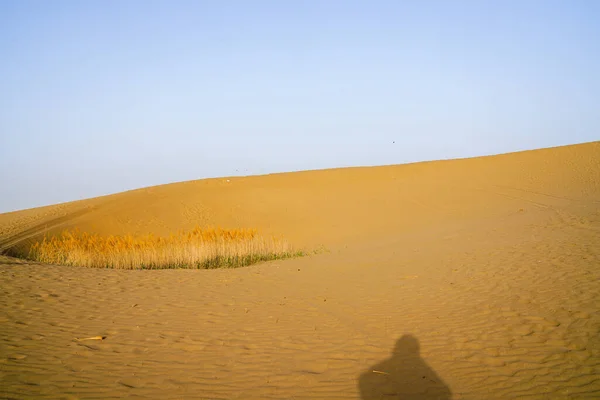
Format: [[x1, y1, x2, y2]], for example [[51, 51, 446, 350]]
[[359, 334, 451, 399]]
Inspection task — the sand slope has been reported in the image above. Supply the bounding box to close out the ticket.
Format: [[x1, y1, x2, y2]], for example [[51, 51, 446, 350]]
[[1, 141, 599, 399]]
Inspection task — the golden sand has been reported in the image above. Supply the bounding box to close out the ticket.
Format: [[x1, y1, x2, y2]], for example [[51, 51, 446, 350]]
[[1, 141, 599, 399]]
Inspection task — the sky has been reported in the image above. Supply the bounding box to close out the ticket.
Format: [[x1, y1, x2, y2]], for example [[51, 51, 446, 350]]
[[1, 0, 599, 213]]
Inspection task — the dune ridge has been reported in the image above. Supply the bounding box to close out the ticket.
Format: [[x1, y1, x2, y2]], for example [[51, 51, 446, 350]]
[[1, 141, 599, 251], [1, 141, 599, 399]]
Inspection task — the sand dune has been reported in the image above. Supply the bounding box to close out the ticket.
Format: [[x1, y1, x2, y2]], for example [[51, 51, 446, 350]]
[[1, 141, 599, 399]]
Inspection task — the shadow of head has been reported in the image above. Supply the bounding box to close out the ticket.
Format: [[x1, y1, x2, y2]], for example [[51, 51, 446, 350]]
[[359, 334, 451, 400], [393, 334, 420, 355]]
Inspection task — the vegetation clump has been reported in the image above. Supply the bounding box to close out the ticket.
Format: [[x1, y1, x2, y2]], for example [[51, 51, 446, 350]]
[[28, 227, 302, 269]]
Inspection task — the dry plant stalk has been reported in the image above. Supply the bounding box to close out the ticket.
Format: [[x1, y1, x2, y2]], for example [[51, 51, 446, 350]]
[[75, 336, 106, 341], [28, 227, 301, 269]]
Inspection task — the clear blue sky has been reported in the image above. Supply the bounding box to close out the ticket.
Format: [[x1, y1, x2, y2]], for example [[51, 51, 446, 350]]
[[1, 0, 599, 213]]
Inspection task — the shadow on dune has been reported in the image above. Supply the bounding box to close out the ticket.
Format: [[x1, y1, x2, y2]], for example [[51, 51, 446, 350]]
[[359, 334, 451, 400]]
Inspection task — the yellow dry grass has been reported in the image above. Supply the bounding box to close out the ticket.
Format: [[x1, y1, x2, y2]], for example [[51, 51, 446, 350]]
[[27, 227, 301, 269]]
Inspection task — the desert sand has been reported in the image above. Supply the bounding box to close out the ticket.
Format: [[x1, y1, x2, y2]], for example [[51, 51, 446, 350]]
[[1, 141, 599, 399]]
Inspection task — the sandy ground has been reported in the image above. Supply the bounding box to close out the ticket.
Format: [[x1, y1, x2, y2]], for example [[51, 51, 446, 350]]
[[1, 141, 599, 399]]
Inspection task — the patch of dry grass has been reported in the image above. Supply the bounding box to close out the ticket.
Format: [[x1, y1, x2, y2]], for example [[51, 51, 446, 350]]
[[27, 227, 302, 269]]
